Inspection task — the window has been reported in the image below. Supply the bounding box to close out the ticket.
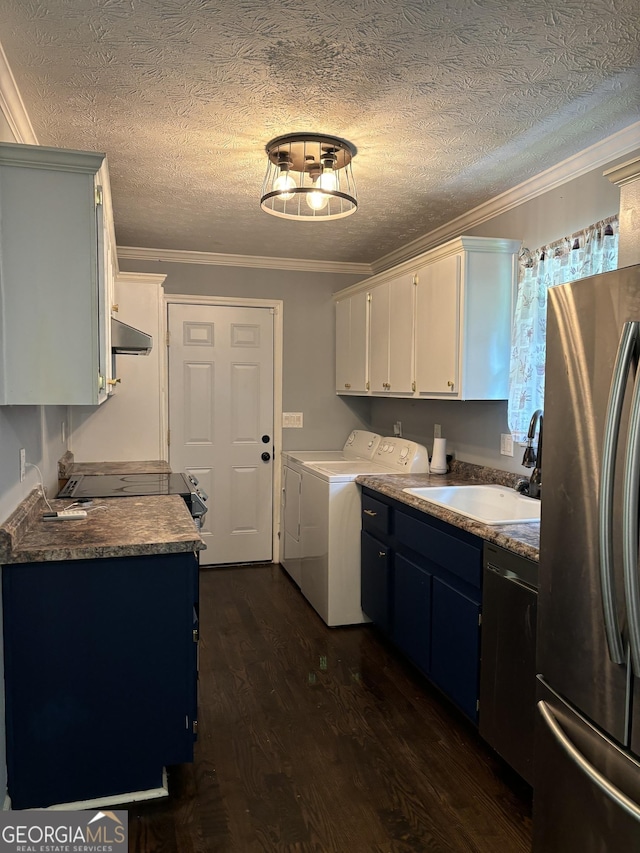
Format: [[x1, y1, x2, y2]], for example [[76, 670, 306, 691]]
[[508, 217, 619, 440]]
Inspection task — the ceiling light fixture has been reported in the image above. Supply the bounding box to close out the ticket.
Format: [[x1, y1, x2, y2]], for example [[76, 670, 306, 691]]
[[261, 133, 357, 220]]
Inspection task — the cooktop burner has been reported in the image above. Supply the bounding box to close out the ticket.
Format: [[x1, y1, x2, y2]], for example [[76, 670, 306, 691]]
[[59, 473, 191, 499]]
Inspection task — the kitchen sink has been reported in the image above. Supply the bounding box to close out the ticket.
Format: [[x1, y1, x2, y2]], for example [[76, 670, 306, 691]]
[[402, 484, 541, 524]]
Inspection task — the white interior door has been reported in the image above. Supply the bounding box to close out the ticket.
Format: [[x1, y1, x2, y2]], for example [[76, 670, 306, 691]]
[[168, 303, 274, 565]]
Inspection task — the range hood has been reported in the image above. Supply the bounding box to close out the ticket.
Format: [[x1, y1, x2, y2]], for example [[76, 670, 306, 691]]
[[111, 318, 153, 355]]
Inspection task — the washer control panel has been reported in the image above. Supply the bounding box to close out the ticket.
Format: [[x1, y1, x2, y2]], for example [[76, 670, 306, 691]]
[[374, 437, 430, 473]]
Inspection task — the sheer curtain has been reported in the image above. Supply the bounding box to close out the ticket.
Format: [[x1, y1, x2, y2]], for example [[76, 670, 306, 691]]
[[508, 217, 619, 440]]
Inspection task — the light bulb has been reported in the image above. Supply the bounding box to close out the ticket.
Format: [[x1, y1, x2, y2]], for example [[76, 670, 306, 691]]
[[306, 189, 329, 211], [273, 169, 296, 200], [318, 168, 337, 192]]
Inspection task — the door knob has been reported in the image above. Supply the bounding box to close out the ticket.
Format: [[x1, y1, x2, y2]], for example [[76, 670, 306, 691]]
[[261, 451, 271, 462], [262, 434, 270, 443]]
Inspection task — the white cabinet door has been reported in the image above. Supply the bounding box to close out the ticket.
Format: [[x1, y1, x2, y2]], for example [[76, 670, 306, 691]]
[[0, 142, 114, 405], [368, 283, 389, 393], [369, 274, 414, 394], [388, 273, 415, 394], [415, 253, 460, 396], [335, 290, 368, 393]]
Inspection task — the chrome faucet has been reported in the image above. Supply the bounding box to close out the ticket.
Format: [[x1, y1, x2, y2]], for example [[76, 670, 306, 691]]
[[521, 408, 543, 499]]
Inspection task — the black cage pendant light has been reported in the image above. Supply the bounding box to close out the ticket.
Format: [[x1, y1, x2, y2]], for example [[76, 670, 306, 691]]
[[261, 133, 358, 220]]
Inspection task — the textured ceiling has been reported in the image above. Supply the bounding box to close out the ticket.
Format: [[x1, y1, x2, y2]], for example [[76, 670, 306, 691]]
[[1, 0, 639, 263]]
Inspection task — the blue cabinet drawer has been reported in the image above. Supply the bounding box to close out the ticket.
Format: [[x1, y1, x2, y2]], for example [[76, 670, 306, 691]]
[[395, 511, 481, 588], [362, 493, 391, 537]]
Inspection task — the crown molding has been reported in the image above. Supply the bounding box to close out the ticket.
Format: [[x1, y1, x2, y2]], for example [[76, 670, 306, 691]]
[[0, 40, 37, 144], [333, 236, 522, 299], [371, 122, 640, 275], [116, 270, 167, 287], [117, 245, 372, 276], [604, 155, 640, 187]]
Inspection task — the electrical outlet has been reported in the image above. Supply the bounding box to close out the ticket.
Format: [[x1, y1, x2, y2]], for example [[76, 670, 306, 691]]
[[393, 421, 402, 436], [500, 433, 514, 456], [19, 448, 26, 481], [434, 424, 442, 439]]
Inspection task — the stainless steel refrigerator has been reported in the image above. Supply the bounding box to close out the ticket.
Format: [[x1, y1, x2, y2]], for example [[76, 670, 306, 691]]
[[534, 263, 640, 851]]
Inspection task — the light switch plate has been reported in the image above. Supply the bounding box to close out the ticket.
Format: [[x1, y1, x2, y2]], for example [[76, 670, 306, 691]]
[[283, 412, 303, 428], [500, 433, 514, 456]]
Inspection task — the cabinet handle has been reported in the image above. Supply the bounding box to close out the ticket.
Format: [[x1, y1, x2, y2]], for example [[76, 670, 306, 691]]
[[107, 378, 121, 386], [447, 380, 455, 388], [379, 551, 386, 558], [364, 509, 377, 516], [344, 383, 351, 389]]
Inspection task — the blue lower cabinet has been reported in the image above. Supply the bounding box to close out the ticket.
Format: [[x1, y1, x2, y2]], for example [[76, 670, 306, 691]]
[[2, 551, 199, 809], [392, 554, 432, 676], [361, 487, 483, 724], [361, 530, 392, 634], [430, 576, 481, 722]]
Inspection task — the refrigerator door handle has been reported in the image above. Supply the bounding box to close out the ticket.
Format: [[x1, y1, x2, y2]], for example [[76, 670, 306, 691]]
[[599, 321, 637, 664], [538, 700, 640, 821], [623, 336, 640, 677]]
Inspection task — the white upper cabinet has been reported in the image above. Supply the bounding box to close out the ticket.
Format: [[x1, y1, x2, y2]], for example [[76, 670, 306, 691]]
[[369, 273, 415, 395], [414, 238, 520, 400], [336, 290, 369, 393], [0, 142, 116, 405], [414, 253, 460, 396], [334, 236, 521, 400]]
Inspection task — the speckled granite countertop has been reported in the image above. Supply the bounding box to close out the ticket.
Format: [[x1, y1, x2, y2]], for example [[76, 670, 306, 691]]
[[0, 489, 205, 564], [357, 461, 539, 562], [58, 451, 171, 478]]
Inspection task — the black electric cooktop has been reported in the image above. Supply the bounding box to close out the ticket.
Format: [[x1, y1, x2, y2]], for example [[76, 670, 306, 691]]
[[58, 473, 191, 499]]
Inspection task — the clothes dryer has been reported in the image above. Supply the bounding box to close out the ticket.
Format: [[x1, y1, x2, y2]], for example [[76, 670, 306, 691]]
[[280, 430, 381, 584], [299, 437, 429, 626]]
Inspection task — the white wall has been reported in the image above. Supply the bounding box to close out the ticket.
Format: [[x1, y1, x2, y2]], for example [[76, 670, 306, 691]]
[[117, 261, 373, 450]]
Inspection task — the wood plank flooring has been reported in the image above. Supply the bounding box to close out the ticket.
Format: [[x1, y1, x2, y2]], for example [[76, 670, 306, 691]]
[[127, 564, 532, 852]]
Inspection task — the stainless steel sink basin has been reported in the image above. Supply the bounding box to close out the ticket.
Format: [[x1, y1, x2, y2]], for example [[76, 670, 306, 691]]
[[402, 484, 541, 524]]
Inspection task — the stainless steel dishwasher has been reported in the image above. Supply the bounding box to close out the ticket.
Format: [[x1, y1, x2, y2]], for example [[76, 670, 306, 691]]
[[479, 541, 538, 785]]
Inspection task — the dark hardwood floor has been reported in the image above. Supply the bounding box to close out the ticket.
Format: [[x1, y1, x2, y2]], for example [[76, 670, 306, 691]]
[[127, 564, 532, 852]]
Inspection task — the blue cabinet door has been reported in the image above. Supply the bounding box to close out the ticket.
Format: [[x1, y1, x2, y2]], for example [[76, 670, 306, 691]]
[[2, 551, 199, 809], [361, 530, 392, 633], [393, 553, 432, 676], [430, 576, 481, 722]]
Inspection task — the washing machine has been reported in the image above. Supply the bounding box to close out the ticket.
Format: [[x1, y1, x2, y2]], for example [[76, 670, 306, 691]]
[[299, 437, 429, 626], [280, 430, 381, 585]]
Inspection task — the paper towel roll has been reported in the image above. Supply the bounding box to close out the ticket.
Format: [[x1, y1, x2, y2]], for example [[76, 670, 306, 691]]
[[431, 437, 447, 474]]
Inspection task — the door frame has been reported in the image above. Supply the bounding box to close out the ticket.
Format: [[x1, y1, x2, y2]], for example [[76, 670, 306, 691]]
[[165, 294, 283, 563]]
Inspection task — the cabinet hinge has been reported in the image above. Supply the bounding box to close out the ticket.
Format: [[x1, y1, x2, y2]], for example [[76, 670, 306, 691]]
[[478, 613, 482, 626], [167, 429, 171, 447], [476, 699, 480, 712], [95, 185, 104, 206], [367, 292, 372, 302], [366, 381, 370, 391], [413, 274, 418, 286], [166, 330, 171, 346], [192, 719, 198, 735], [192, 628, 199, 643], [412, 381, 416, 392]]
